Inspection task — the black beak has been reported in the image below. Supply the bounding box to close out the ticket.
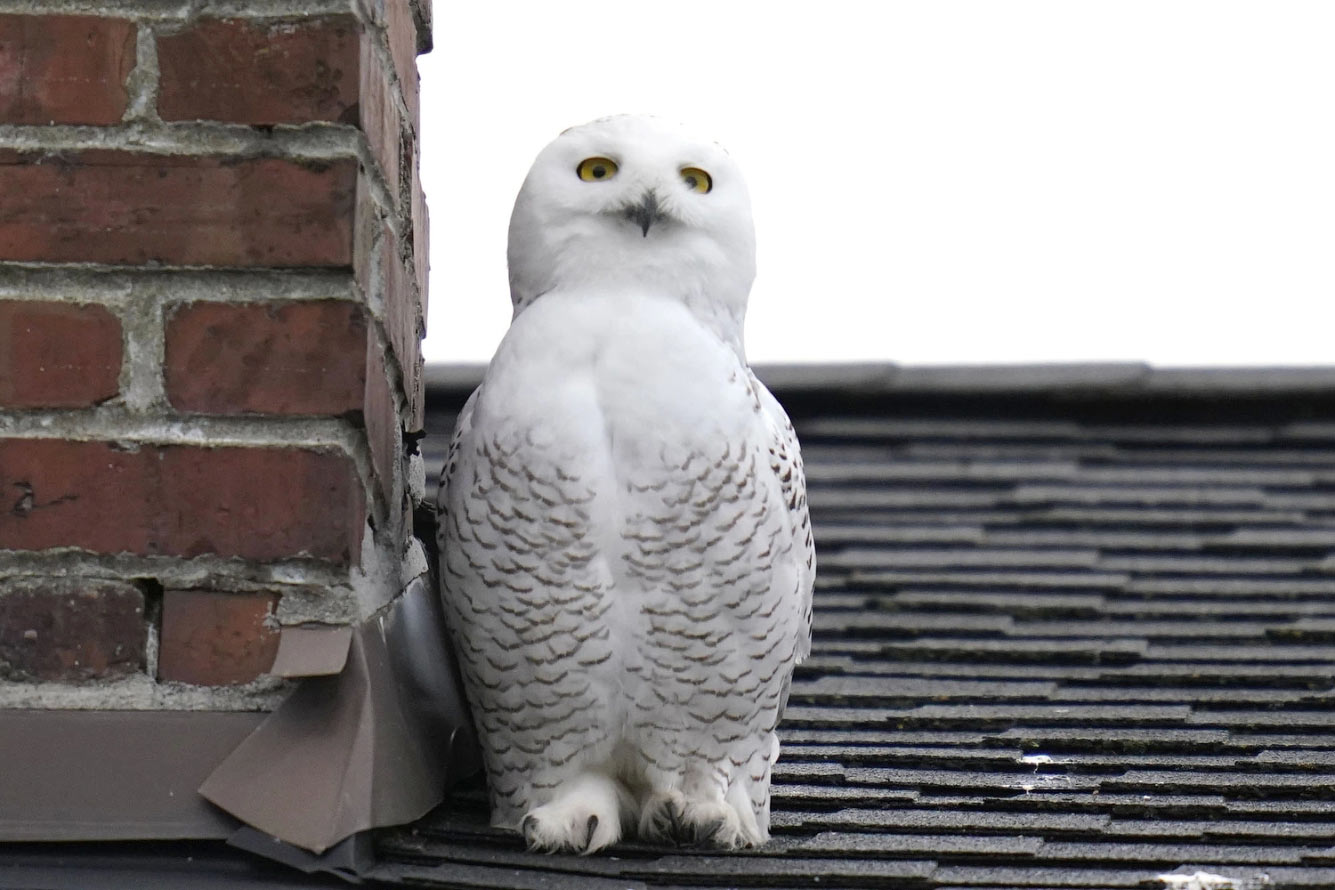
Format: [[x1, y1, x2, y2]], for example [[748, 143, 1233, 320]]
[[624, 189, 666, 237]]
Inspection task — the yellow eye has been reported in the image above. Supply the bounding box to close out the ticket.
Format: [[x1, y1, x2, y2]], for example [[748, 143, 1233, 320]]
[[680, 167, 712, 193], [577, 157, 618, 182]]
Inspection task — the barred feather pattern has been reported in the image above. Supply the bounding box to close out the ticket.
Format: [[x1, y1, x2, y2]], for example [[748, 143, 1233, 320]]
[[437, 365, 814, 837]]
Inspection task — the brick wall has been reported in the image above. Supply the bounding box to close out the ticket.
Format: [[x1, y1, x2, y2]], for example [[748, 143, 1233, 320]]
[[0, 0, 432, 701]]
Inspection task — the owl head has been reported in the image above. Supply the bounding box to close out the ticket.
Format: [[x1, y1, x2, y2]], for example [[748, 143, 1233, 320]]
[[507, 115, 757, 352]]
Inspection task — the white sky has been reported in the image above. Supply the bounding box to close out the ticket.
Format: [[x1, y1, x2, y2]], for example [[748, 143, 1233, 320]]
[[418, 2, 1335, 366]]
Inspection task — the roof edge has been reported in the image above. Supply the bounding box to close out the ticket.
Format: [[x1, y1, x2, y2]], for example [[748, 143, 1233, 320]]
[[426, 362, 1335, 397]]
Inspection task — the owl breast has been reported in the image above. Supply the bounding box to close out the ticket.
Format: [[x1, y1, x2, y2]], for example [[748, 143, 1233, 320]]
[[443, 286, 806, 831]]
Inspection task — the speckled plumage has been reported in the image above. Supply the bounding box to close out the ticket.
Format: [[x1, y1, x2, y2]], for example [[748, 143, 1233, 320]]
[[437, 115, 813, 853]]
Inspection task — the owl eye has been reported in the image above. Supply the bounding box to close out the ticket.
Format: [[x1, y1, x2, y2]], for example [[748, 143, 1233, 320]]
[[680, 167, 712, 194], [577, 157, 619, 182]]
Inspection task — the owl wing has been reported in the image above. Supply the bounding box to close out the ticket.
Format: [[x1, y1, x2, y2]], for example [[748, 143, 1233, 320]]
[[435, 381, 621, 829], [437, 386, 480, 516], [749, 369, 815, 662]]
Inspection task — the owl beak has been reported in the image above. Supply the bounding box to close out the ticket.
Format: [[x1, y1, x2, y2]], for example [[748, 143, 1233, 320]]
[[624, 189, 666, 237]]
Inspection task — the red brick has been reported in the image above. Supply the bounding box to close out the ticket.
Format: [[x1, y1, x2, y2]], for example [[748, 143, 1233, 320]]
[[0, 578, 145, 682], [158, 590, 279, 685], [358, 37, 399, 204], [157, 17, 360, 125], [382, 224, 424, 426], [165, 301, 367, 416], [384, 0, 420, 129], [411, 0, 433, 54], [0, 151, 356, 267], [410, 137, 430, 334], [0, 15, 136, 125], [0, 439, 364, 564], [363, 342, 397, 511], [0, 300, 121, 408]]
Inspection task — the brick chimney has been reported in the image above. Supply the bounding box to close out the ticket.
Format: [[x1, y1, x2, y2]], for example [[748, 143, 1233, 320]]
[[1, 1, 431, 715]]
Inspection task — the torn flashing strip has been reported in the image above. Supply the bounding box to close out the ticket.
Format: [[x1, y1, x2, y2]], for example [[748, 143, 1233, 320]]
[[199, 574, 481, 854]]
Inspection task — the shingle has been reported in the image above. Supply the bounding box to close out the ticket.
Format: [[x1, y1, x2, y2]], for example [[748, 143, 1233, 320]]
[[792, 676, 1057, 704], [1045, 686, 1329, 706], [636, 855, 940, 882], [1217, 528, 1335, 548], [808, 489, 1008, 510], [930, 865, 1158, 887], [795, 807, 1111, 833], [822, 548, 1101, 571], [1041, 507, 1308, 527], [850, 571, 1132, 591], [1078, 466, 1319, 487], [1010, 619, 1284, 640], [792, 831, 1044, 856], [1010, 484, 1269, 507], [978, 791, 1230, 814], [1106, 819, 1335, 841], [814, 523, 986, 546], [1115, 446, 1335, 466], [805, 460, 1080, 483], [1096, 663, 1335, 684], [874, 637, 1147, 663], [1100, 599, 1331, 619], [1142, 644, 1335, 662], [894, 590, 1107, 617], [799, 418, 1086, 441], [1081, 424, 1276, 444], [1036, 839, 1317, 864], [1129, 578, 1335, 596], [812, 611, 1015, 636], [391, 369, 1335, 890], [982, 528, 1213, 551], [842, 767, 1105, 792], [1096, 555, 1316, 575], [778, 728, 991, 746], [1105, 769, 1335, 790], [991, 727, 1232, 750], [374, 860, 650, 890], [1184, 711, 1335, 730], [800, 659, 1111, 680]]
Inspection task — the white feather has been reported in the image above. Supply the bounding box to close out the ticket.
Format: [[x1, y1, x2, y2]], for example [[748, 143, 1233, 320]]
[[437, 115, 813, 853]]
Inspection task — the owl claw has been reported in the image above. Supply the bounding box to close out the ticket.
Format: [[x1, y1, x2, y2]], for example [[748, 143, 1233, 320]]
[[679, 797, 750, 850], [638, 788, 752, 849], [637, 789, 686, 844], [518, 773, 628, 854]]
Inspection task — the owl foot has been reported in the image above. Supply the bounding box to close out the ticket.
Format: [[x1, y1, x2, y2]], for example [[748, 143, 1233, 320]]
[[679, 796, 751, 849], [638, 788, 755, 849], [637, 789, 686, 844], [520, 772, 630, 855]]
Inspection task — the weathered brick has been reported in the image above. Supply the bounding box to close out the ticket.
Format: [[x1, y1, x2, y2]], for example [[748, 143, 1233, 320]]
[[410, 135, 429, 334], [381, 224, 425, 426], [363, 342, 396, 511], [384, 0, 420, 128], [157, 16, 360, 125], [0, 439, 364, 564], [0, 15, 135, 125], [0, 300, 122, 409], [0, 151, 356, 267], [410, 0, 433, 54], [358, 36, 399, 203], [158, 589, 279, 686], [165, 300, 367, 416], [0, 578, 145, 681]]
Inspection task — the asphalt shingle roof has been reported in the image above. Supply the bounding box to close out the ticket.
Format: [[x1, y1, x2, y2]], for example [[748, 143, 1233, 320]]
[[383, 366, 1335, 890]]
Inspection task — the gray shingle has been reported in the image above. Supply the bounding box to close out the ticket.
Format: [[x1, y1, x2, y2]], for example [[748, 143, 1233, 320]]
[[384, 370, 1335, 890]]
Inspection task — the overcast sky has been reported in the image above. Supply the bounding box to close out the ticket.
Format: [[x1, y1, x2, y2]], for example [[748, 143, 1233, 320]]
[[418, 2, 1335, 367]]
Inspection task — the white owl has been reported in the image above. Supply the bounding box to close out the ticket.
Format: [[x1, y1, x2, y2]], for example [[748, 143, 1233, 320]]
[[436, 115, 814, 854]]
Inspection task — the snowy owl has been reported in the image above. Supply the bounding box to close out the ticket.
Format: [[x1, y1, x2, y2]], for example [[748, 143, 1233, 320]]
[[436, 115, 814, 854]]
